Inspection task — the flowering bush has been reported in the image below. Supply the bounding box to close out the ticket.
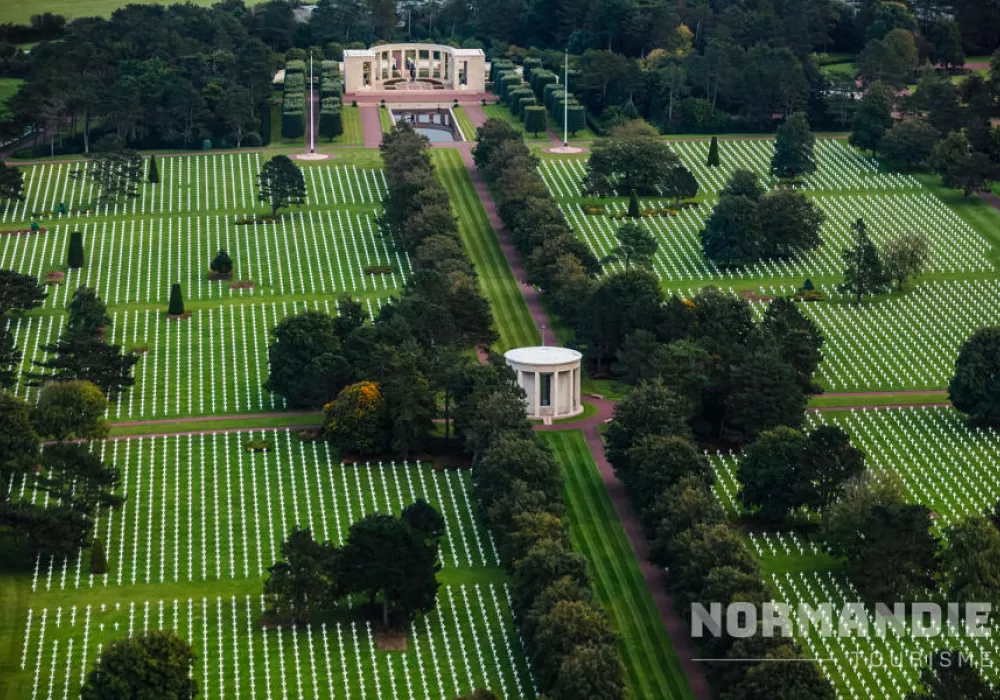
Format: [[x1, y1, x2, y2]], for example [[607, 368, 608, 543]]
[[322, 381, 391, 456]]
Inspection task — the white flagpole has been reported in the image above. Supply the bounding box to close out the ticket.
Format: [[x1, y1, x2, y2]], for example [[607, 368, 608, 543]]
[[563, 49, 569, 147]]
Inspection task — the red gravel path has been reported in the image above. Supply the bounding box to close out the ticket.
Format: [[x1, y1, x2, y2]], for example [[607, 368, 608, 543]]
[[359, 105, 383, 148], [461, 102, 489, 128]]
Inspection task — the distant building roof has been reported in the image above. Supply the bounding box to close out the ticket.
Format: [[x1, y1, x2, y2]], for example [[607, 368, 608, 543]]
[[505, 347, 582, 367]]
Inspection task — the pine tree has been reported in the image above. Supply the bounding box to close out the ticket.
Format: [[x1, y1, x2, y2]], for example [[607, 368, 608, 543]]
[[147, 154, 159, 184], [627, 190, 641, 219], [707, 136, 720, 167], [838, 218, 888, 305], [68, 231, 84, 269], [168, 283, 184, 316], [91, 538, 108, 575]]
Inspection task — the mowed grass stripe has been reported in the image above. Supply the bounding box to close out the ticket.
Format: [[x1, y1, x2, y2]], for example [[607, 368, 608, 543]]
[[337, 106, 365, 146], [430, 149, 538, 352], [541, 431, 694, 700]]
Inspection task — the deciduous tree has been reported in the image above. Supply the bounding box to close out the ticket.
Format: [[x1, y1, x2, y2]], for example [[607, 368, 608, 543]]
[[258, 154, 307, 215], [950, 327, 1000, 426], [81, 630, 197, 700], [31, 380, 109, 441], [882, 233, 929, 291]]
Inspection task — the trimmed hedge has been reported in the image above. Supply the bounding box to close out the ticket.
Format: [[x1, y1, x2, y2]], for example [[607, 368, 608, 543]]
[[507, 87, 534, 113], [522, 57, 542, 83], [283, 73, 306, 94], [285, 59, 306, 75], [518, 97, 537, 119], [499, 72, 521, 99], [531, 70, 557, 99], [319, 99, 343, 140]]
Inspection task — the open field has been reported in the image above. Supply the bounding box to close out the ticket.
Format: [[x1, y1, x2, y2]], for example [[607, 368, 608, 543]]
[[0, 0, 269, 23], [3, 432, 534, 700], [19, 430, 498, 591], [710, 406, 1000, 698], [430, 148, 539, 351], [541, 431, 694, 700]]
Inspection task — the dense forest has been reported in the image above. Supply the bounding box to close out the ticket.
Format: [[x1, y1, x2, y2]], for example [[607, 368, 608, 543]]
[[0, 0, 998, 149]]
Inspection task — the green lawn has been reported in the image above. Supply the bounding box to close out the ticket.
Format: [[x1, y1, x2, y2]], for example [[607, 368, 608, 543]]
[[541, 430, 694, 700], [0, 78, 22, 103], [0, 0, 268, 23], [379, 106, 395, 133], [452, 106, 479, 143], [327, 105, 363, 146], [108, 412, 322, 437], [430, 148, 540, 351]]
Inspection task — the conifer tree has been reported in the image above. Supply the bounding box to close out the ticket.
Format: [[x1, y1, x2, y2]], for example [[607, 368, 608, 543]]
[[147, 154, 159, 184], [838, 218, 888, 304], [627, 190, 641, 219], [68, 231, 84, 269], [707, 136, 720, 167], [168, 283, 184, 316]]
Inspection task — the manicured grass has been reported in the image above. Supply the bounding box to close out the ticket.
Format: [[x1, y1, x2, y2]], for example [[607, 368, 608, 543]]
[[0, 78, 22, 103], [541, 431, 694, 700], [330, 105, 364, 146], [430, 148, 540, 351], [2, 429, 534, 700], [378, 106, 394, 133], [808, 391, 949, 409], [452, 106, 478, 143], [108, 412, 322, 437], [482, 104, 551, 141]]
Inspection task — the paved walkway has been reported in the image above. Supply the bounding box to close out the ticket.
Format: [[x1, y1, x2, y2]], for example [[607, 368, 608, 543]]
[[457, 148, 710, 697], [359, 105, 383, 148]]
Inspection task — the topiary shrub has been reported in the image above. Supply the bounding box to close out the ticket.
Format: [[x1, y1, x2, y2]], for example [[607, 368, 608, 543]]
[[707, 135, 720, 167], [91, 538, 108, 575], [210, 249, 233, 277], [628, 190, 641, 219], [168, 283, 184, 316], [68, 231, 84, 269]]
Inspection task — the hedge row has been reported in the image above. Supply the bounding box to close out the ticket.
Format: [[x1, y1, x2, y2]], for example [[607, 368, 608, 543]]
[[281, 60, 305, 140], [318, 59, 343, 140], [473, 120, 598, 327]]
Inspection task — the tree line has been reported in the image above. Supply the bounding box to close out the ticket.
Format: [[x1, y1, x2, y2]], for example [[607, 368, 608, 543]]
[[4, 3, 276, 153]]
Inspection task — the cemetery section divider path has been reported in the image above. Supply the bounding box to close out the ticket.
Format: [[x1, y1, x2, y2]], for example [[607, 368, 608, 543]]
[[448, 139, 709, 700]]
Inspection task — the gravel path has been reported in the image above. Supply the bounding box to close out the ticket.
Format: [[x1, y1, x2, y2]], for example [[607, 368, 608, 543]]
[[359, 105, 383, 148]]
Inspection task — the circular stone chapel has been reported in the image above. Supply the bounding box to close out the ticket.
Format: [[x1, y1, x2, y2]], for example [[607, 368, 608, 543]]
[[504, 347, 583, 420]]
